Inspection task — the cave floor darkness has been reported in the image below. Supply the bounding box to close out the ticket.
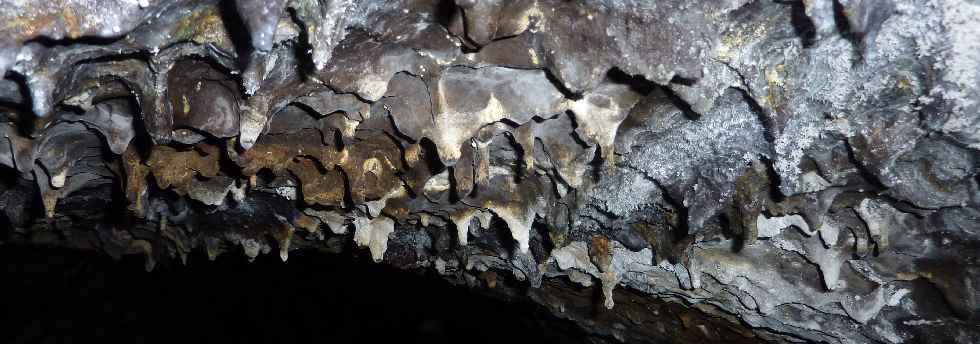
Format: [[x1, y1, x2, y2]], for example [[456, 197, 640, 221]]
[[0, 245, 590, 344]]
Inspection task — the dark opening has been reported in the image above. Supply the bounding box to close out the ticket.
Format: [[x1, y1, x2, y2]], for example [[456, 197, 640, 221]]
[[0, 245, 588, 344]]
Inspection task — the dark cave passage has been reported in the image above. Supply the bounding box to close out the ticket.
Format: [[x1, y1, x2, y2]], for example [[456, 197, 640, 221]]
[[0, 246, 587, 344]]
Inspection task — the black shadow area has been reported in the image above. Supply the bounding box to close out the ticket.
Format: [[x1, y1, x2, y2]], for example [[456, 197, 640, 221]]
[[0, 245, 589, 344]]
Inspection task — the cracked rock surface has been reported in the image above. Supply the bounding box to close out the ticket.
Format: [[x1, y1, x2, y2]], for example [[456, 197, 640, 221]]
[[1, 0, 979, 343]]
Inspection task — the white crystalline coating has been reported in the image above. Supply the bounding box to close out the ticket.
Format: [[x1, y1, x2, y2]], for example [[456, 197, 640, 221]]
[[273, 185, 296, 200], [242, 72, 261, 96], [756, 214, 814, 238], [353, 216, 395, 262], [937, 0, 980, 114], [803, 0, 837, 38], [765, 37, 855, 195], [773, 115, 827, 195], [626, 90, 768, 192]]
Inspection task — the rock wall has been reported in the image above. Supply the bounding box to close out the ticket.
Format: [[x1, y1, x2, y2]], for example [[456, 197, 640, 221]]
[[1, 0, 978, 343]]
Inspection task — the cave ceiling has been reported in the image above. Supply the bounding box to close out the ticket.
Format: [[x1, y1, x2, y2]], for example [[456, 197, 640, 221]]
[[1, 0, 979, 343]]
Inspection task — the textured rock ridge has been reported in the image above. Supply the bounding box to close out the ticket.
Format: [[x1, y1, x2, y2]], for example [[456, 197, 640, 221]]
[[1, 0, 979, 343]]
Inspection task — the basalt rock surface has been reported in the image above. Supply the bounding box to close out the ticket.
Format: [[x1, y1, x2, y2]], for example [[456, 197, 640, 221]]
[[1, 0, 979, 343]]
